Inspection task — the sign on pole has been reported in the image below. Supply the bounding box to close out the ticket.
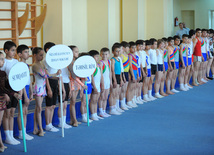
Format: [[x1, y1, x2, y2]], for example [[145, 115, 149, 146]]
[[46, 44, 73, 137], [9, 62, 30, 152], [73, 56, 96, 126]]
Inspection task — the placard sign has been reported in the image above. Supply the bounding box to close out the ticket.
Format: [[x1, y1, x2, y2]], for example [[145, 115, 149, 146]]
[[73, 55, 96, 77], [9, 62, 30, 91], [46, 44, 73, 69]]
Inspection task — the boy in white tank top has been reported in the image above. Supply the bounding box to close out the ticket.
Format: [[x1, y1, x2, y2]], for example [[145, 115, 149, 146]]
[[98, 48, 112, 117]]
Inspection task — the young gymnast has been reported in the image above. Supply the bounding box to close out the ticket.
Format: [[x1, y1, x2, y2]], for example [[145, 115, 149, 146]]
[[89, 50, 104, 120], [139, 40, 148, 101], [186, 34, 194, 88], [206, 29, 214, 79], [68, 45, 86, 126], [57, 64, 72, 129], [127, 42, 138, 106], [43, 42, 61, 132], [159, 38, 168, 97], [109, 44, 123, 115], [17, 45, 34, 140], [192, 28, 203, 86], [201, 29, 209, 82], [154, 39, 165, 98], [171, 35, 180, 93], [120, 41, 132, 108], [32, 47, 61, 136], [142, 40, 152, 101], [148, 38, 158, 100], [179, 34, 189, 91], [135, 40, 144, 103], [116, 44, 125, 112], [0, 51, 21, 149], [1, 41, 21, 145], [98, 48, 112, 117], [166, 37, 175, 94], [208, 29, 214, 79], [79, 52, 94, 123]]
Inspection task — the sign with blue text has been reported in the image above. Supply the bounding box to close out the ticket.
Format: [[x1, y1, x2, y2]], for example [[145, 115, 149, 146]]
[[46, 44, 73, 69], [8, 62, 30, 91], [73, 56, 96, 77]]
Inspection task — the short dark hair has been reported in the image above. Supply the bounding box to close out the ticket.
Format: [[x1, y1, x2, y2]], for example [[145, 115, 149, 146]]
[[136, 40, 143, 46], [0, 51, 4, 55], [129, 41, 136, 48], [157, 39, 164, 47], [89, 50, 99, 57], [201, 29, 207, 32], [121, 41, 130, 48], [145, 40, 152, 46], [167, 37, 173, 42], [100, 47, 109, 53], [44, 42, 55, 53], [68, 45, 77, 51], [17, 44, 29, 54], [209, 29, 213, 34], [196, 28, 201, 32], [78, 52, 89, 57], [189, 29, 195, 38], [182, 34, 189, 38], [173, 35, 180, 40], [3, 41, 16, 52], [32, 47, 43, 55], [112, 44, 120, 52], [150, 38, 157, 45], [162, 37, 167, 42]]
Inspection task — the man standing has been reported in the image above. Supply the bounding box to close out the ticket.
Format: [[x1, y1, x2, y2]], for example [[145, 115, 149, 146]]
[[176, 23, 188, 39]]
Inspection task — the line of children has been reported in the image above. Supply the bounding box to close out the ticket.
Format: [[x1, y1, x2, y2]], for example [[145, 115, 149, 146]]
[[1, 27, 214, 150]]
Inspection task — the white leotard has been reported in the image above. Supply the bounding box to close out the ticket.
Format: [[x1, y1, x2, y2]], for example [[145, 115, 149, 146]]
[[93, 65, 101, 92], [145, 52, 151, 69], [100, 60, 110, 89]]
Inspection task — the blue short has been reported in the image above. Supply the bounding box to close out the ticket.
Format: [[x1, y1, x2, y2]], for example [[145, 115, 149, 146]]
[[164, 62, 168, 71], [179, 56, 187, 67], [22, 85, 30, 104], [147, 69, 151, 77], [188, 58, 192, 65], [202, 53, 207, 61], [133, 70, 138, 80], [124, 72, 129, 81], [158, 64, 163, 71], [84, 83, 92, 94], [175, 61, 179, 69], [138, 68, 141, 77]]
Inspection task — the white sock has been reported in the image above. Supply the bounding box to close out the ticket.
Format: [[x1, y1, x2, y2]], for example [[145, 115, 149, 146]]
[[155, 92, 159, 96], [116, 100, 120, 108], [64, 116, 67, 124], [19, 130, 22, 137], [148, 90, 152, 97], [5, 130, 11, 140], [110, 106, 114, 110], [123, 98, 126, 103], [180, 83, 184, 88], [99, 108, 103, 114], [10, 130, 14, 139], [134, 96, 137, 101], [58, 117, 62, 125]]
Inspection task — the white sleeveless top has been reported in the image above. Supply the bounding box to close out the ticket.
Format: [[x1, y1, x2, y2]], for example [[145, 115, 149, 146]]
[[157, 49, 163, 65], [145, 52, 151, 69], [149, 49, 157, 65]]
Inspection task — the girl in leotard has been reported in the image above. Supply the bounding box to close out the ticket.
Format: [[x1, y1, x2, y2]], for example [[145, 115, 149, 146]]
[[68, 46, 86, 127], [32, 47, 61, 136]]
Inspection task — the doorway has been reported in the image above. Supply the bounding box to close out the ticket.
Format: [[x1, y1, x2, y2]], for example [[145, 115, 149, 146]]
[[181, 10, 195, 29]]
